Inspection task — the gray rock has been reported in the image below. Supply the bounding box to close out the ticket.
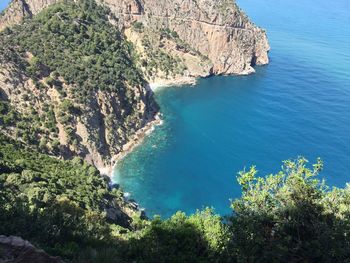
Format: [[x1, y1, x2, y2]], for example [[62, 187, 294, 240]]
[[0, 235, 63, 263]]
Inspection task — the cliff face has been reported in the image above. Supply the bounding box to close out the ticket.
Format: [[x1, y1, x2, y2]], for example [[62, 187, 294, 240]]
[[0, 0, 59, 31], [106, 0, 270, 75], [0, 59, 157, 170], [1, 0, 269, 78]]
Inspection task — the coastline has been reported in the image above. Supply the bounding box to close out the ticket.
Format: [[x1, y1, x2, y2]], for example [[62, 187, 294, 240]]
[[99, 77, 194, 178], [95, 115, 164, 217], [98, 69, 258, 177], [107, 76, 197, 175], [111, 113, 163, 174], [149, 76, 197, 91]]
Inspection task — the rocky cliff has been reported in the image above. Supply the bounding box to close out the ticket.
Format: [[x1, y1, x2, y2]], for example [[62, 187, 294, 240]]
[[1, 0, 269, 79], [0, 55, 157, 172], [108, 0, 270, 76], [0, 0, 58, 31]]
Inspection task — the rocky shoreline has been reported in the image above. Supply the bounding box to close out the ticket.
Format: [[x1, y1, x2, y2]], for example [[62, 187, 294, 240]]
[[99, 113, 163, 218], [103, 64, 264, 177], [106, 75, 201, 177], [108, 113, 163, 172], [149, 76, 198, 91]]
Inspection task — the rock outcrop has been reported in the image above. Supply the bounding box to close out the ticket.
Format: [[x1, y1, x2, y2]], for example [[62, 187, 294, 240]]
[[0, 52, 158, 173], [0, 0, 269, 78], [0, 0, 59, 31], [106, 0, 270, 75], [0, 236, 63, 263]]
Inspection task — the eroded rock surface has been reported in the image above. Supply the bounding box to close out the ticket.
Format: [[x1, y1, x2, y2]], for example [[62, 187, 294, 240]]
[[0, 236, 63, 263], [0, 0, 269, 77]]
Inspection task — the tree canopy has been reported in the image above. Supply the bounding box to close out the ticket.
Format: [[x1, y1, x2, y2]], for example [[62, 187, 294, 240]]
[[0, 0, 144, 102]]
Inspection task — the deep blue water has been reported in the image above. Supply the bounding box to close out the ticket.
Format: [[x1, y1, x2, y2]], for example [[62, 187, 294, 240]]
[[114, 0, 350, 218]]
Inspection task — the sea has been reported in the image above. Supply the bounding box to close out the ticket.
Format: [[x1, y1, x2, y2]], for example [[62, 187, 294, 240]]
[[113, 0, 350, 218]]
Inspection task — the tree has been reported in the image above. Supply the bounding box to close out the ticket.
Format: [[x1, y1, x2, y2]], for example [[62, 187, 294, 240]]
[[229, 157, 350, 262]]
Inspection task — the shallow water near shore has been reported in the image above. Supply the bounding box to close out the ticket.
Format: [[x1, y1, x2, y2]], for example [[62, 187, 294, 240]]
[[113, 0, 350, 218]]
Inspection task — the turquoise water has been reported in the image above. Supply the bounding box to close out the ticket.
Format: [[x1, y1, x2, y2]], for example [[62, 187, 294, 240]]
[[114, 0, 350, 218]]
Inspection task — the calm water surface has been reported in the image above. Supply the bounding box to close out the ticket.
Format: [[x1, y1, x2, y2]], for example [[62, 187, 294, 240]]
[[113, 0, 350, 217]]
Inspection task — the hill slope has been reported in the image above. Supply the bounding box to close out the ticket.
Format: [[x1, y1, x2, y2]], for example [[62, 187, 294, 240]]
[[0, 0, 270, 80], [0, 0, 159, 172]]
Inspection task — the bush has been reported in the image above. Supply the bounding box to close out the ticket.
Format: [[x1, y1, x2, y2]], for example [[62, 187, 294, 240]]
[[229, 157, 350, 262]]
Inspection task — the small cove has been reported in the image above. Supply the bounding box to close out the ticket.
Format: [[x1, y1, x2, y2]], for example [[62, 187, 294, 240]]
[[113, 0, 350, 218]]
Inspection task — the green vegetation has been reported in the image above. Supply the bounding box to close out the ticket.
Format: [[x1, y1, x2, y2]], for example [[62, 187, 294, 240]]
[[0, 134, 123, 257], [160, 28, 179, 39], [132, 21, 144, 33], [229, 158, 350, 262], [0, 0, 153, 160], [0, 0, 144, 103], [128, 26, 192, 79], [0, 100, 58, 149], [139, 34, 187, 79], [160, 28, 188, 51], [2, 137, 350, 262]]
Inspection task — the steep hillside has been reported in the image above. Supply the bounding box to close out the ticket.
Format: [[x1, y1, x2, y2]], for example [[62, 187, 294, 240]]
[[0, 0, 270, 82], [0, 1, 159, 172], [0, 134, 142, 228], [0, 133, 145, 259]]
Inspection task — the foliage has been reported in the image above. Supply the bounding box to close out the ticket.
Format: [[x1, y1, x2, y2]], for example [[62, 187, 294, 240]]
[[120, 209, 228, 262], [229, 157, 350, 262], [132, 21, 144, 33], [133, 27, 188, 79], [160, 28, 179, 39], [2, 127, 350, 263], [0, 134, 123, 257], [0, 0, 144, 103], [140, 37, 181, 78], [0, 100, 57, 147]]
